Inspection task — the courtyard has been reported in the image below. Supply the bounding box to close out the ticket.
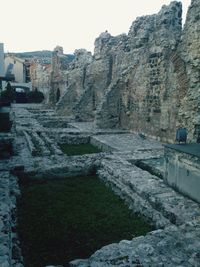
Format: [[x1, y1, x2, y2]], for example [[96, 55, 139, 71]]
[[0, 103, 200, 267]]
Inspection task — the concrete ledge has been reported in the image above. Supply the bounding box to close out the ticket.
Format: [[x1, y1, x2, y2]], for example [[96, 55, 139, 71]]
[[165, 143, 200, 158], [164, 145, 200, 203]]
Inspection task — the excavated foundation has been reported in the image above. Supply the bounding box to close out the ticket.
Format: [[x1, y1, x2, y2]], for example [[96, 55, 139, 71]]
[[1, 104, 200, 267]]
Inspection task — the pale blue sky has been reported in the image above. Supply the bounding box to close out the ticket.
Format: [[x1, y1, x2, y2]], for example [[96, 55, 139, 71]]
[[0, 0, 191, 54]]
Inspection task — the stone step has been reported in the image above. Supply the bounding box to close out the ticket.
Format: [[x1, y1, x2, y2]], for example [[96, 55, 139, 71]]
[[24, 130, 55, 156], [23, 131, 38, 156], [31, 131, 51, 156], [40, 132, 63, 155]]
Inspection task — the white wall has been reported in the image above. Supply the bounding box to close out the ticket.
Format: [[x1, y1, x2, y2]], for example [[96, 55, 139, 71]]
[[164, 146, 200, 204], [5, 55, 25, 83]]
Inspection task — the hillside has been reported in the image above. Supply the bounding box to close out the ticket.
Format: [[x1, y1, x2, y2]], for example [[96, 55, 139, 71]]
[[10, 50, 75, 64]]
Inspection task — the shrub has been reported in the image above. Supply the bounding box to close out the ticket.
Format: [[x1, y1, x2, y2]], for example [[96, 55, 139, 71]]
[[0, 82, 15, 104], [27, 89, 44, 103]]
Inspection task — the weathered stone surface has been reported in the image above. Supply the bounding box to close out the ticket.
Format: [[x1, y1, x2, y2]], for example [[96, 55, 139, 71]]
[[0, 170, 23, 267], [44, 0, 199, 143], [3, 3, 200, 263], [70, 221, 200, 267], [90, 133, 162, 152], [97, 154, 200, 227], [54, 49, 93, 116], [178, 0, 200, 141], [95, 2, 184, 142], [46, 1, 193, 142], [29, 60, 51, 102], [2, 103, 200, 267]]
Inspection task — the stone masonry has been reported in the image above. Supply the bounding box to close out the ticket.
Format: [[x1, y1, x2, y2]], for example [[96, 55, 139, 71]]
[[1, 0, 200, 266], [46, 1, 200, 143], [1, 104, 200, 266], [178, 0, 200, 141]]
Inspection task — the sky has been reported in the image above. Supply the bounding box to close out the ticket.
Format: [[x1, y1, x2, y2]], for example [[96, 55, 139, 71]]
[[0, 0, 191, 54]]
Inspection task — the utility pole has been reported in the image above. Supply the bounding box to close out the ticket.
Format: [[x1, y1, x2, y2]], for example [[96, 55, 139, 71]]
[[0, 43, 5, 92]]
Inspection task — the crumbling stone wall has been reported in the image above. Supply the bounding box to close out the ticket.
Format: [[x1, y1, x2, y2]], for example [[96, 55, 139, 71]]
[[178, 0, 200, 141], [96, 1, 184, 142], [49, 46, 74, 106], [29, 61, 51, 102], [48, 0, 200, 142], [55, 49, 93, 117]]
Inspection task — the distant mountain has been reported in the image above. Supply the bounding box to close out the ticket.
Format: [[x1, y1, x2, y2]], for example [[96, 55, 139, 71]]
[[12, 50, 53, 59], [10, 50, 75, 64]]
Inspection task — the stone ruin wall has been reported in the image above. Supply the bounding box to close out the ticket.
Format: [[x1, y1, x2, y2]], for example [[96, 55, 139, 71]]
[[48, 0, 200, 143], [94, 2, 185, 142], [178, 0, 200, 141], [29, 61, 52, 103]]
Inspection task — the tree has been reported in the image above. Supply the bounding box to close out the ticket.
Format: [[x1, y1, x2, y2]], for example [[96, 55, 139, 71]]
[[0, 82, 15, 104]]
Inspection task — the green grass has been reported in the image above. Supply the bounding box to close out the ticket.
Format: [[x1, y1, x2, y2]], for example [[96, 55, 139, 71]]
[[17, 175, 154, 267], [59, 143, 102, 155]]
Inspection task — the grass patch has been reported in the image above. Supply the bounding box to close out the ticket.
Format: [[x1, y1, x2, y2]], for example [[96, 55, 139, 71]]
[[17, 175, 154, 267], [59, 143, 102, 155]]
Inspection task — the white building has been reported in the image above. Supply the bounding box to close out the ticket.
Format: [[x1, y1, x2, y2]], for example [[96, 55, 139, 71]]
[[0, 43, 5, 90], [0, 43, 5, 77], [5, 54, 28, 83]]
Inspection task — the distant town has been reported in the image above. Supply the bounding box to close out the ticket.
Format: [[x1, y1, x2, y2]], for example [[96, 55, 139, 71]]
[[0, 44, 74, 100]]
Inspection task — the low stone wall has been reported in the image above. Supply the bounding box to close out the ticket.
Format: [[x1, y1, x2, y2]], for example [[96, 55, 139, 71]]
[[70, 221, 200, 267], [10, 144, 200, 267], [69, 153, 200, 267], [90, 136, 116, 152], [28, 152, 200, 267], [0, 170, 23, 267], [8, 104, 200, 266], [58, 134, 90, 145], [24, 153, 102, 180]]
